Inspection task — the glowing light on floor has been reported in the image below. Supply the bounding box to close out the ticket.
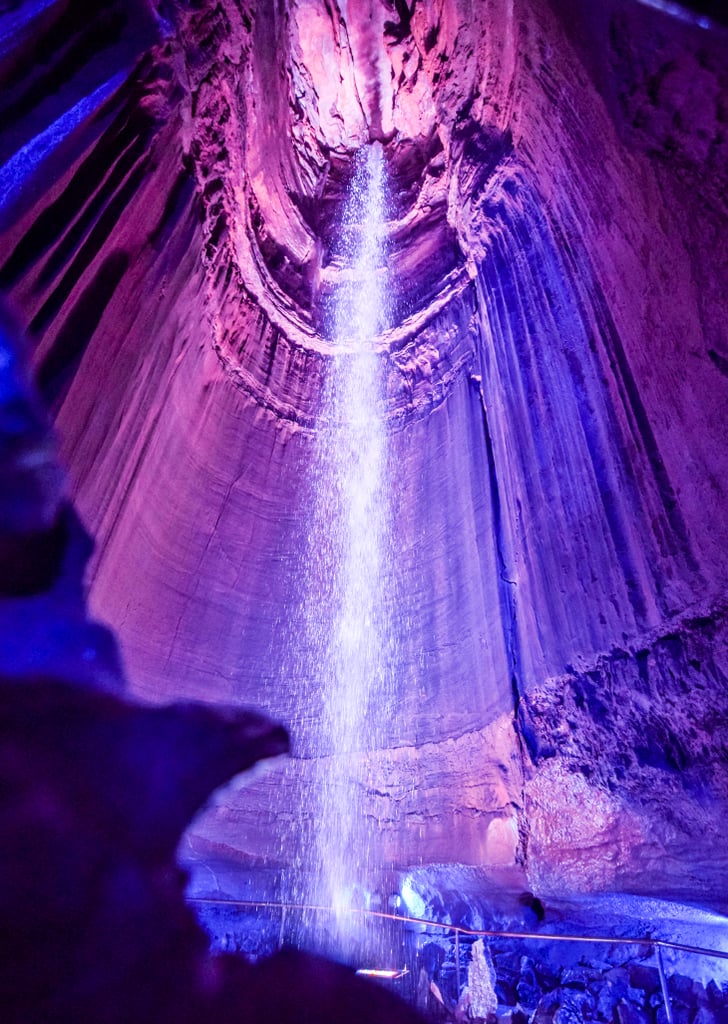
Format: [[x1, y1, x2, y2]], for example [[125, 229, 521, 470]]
[[355, 967, 408, 980]]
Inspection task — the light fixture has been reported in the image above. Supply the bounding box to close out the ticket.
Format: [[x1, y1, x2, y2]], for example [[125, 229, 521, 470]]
[[355, 967, 409, 980]]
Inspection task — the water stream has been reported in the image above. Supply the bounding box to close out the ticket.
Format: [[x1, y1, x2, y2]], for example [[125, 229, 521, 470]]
[[291, 142, 398, 959]]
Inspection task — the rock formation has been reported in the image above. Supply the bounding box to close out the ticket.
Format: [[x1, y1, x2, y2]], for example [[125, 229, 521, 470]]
[[1, 0, 727, 917], [0, 306, 427, 1020]]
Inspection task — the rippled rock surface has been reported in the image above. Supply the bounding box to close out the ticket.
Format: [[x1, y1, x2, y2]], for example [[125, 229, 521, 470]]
[[0, 0, 727, 910]]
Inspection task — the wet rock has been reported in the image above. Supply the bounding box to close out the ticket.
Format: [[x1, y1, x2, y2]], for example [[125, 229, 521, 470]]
[[561, 967, 592, 991], [535, 962, 561, 992], [693, 1008, 719, 1024], [499, 1010, 529, 1024], [615, 999, 650, 1024], [596, 975, 630, 1020], [516, 957, 542, 1011], [533, 989, 593, 1024], [553, 1003, 588, 1024], [656, 1007, 691, 1024], [532, 990, 562, 1024], [670, 973, 697, 1004], [628, 964, 660, 996], [626, 985, 647, 1010], [495, 970, 519, 1006], [707, 980, 728, 1010], [494, 951, 522, 972]]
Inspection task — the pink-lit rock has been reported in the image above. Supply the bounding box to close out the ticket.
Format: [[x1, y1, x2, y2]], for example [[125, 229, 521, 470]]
[[0, 0, 727, 912]]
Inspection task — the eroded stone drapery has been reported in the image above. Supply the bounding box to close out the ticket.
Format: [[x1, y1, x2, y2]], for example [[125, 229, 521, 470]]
[[0, 0, 727, 908]]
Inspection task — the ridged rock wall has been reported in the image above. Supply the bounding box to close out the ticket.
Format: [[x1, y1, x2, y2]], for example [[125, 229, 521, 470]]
[[1, 0, 727, 906]]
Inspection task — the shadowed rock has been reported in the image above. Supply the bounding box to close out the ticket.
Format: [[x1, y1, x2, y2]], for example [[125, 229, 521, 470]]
[[0, 674, 423, 1022], [0, 297, 421, 1022], [0, 304, 65, 594], [0, 304, 122, 688]]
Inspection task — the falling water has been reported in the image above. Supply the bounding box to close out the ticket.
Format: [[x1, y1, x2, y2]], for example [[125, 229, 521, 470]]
[[292, 142, 397, 955]]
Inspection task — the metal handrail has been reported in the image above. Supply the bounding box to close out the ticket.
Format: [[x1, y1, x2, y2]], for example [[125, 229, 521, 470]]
[[187, 896, 728, 961], [182, 897, 728, 1024], [187, 895, 728, 1024]]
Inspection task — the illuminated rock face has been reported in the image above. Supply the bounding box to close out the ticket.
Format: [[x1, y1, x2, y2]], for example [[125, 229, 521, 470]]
[[1, 0, 727, 905]]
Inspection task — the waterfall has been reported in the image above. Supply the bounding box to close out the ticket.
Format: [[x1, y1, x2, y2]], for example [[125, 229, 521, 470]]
[[294, 142, 396, 953]]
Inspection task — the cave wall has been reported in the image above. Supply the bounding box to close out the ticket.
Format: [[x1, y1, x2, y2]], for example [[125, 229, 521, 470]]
[[1, 0, 727, 905]]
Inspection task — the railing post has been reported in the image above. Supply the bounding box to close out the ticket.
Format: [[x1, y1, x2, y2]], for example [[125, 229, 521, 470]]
[[655, 944, 674, 1024], [455, 929, 461, 998]]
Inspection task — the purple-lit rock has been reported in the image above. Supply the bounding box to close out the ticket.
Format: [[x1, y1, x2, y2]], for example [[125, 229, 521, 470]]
[[1, 0, 728, 953]]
